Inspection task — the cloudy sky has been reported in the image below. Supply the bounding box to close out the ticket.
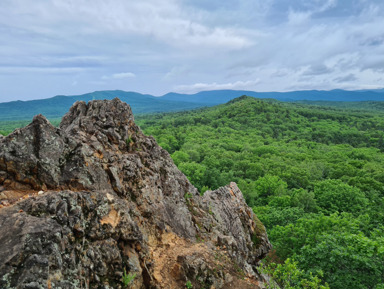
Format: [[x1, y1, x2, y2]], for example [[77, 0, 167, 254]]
[[1, 0, 384, 102]]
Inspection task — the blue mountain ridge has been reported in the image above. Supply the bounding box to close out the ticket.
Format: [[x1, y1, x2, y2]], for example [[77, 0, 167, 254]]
[[1, 89, 384, 121], [161, 89, 384, 103]]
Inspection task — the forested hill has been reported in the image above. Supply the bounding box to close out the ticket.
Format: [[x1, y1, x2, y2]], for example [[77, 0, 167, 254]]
[[137, 96, 384, 289]]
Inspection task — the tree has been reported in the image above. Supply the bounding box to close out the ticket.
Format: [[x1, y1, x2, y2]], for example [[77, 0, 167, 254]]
[[262, 258, 329, 289], [314, 179, 368, 214], [253, 175, 288, 205], [297, 232, 384, 289]]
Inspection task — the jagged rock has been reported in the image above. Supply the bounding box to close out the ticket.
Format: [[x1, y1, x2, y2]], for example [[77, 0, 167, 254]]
[[0, 98, 271, 288], [202, 183, 272, 272]]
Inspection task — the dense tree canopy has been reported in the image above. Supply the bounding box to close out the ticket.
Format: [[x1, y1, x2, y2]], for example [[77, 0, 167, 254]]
[[137, 96, 384, 289]]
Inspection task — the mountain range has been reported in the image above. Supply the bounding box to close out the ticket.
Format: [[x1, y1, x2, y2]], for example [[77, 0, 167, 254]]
[[1, 88, 384, 121]]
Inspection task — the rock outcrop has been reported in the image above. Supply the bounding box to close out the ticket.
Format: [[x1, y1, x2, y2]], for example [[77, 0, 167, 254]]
[[0, 98, 271, 289]]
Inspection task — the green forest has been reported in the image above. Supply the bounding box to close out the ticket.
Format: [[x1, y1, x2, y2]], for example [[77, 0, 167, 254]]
[[136, 96, 384, 289], [0, 119, 61, 136], [1, 96, 384, 288]]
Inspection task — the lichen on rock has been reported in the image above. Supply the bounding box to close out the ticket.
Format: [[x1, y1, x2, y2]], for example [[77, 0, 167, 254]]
[[0, 98, 271, 289]]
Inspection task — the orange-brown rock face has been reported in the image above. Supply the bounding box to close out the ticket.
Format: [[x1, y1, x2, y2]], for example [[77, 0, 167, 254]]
[[0, 98, 271, 288]]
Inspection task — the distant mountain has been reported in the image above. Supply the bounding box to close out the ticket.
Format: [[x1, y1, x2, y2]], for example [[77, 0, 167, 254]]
[[161, 90, 257, 104], [161, 89, 384, 103], [1, 88, 384, 122], [0, 90, 204, 121]]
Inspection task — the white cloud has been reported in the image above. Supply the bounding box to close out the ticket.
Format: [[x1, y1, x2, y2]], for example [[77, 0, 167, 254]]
[[174, 80, 261, 93], [49, 0, 251, 49], [318, 0, 338, 13], [163, 66, 190, 80], [102, 72, 136, 80], [0, 66, 85, 74], [288, 10, 311, 25]]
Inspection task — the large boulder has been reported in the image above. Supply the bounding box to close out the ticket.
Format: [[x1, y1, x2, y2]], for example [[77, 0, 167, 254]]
[[0, 98, 271, 289]]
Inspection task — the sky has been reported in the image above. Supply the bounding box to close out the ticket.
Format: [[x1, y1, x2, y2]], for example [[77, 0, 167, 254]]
[[0, 0, 384, 102]]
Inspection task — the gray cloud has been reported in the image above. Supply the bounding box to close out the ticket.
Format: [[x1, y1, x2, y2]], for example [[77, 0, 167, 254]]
[[303, 65, 333, 76], [0, 0, 384, 102], [334, 74, 358, 83]]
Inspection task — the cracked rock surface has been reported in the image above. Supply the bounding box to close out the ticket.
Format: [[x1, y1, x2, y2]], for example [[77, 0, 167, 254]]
[[0, 98, 271, 289]]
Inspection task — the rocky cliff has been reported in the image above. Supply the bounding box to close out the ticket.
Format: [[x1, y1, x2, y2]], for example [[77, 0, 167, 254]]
[[0, 98, 271, 289]]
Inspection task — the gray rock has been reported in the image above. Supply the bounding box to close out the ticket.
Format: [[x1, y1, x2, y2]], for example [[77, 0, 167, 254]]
[[202, 183, 272, 269], [0, 98, 271, 288]]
